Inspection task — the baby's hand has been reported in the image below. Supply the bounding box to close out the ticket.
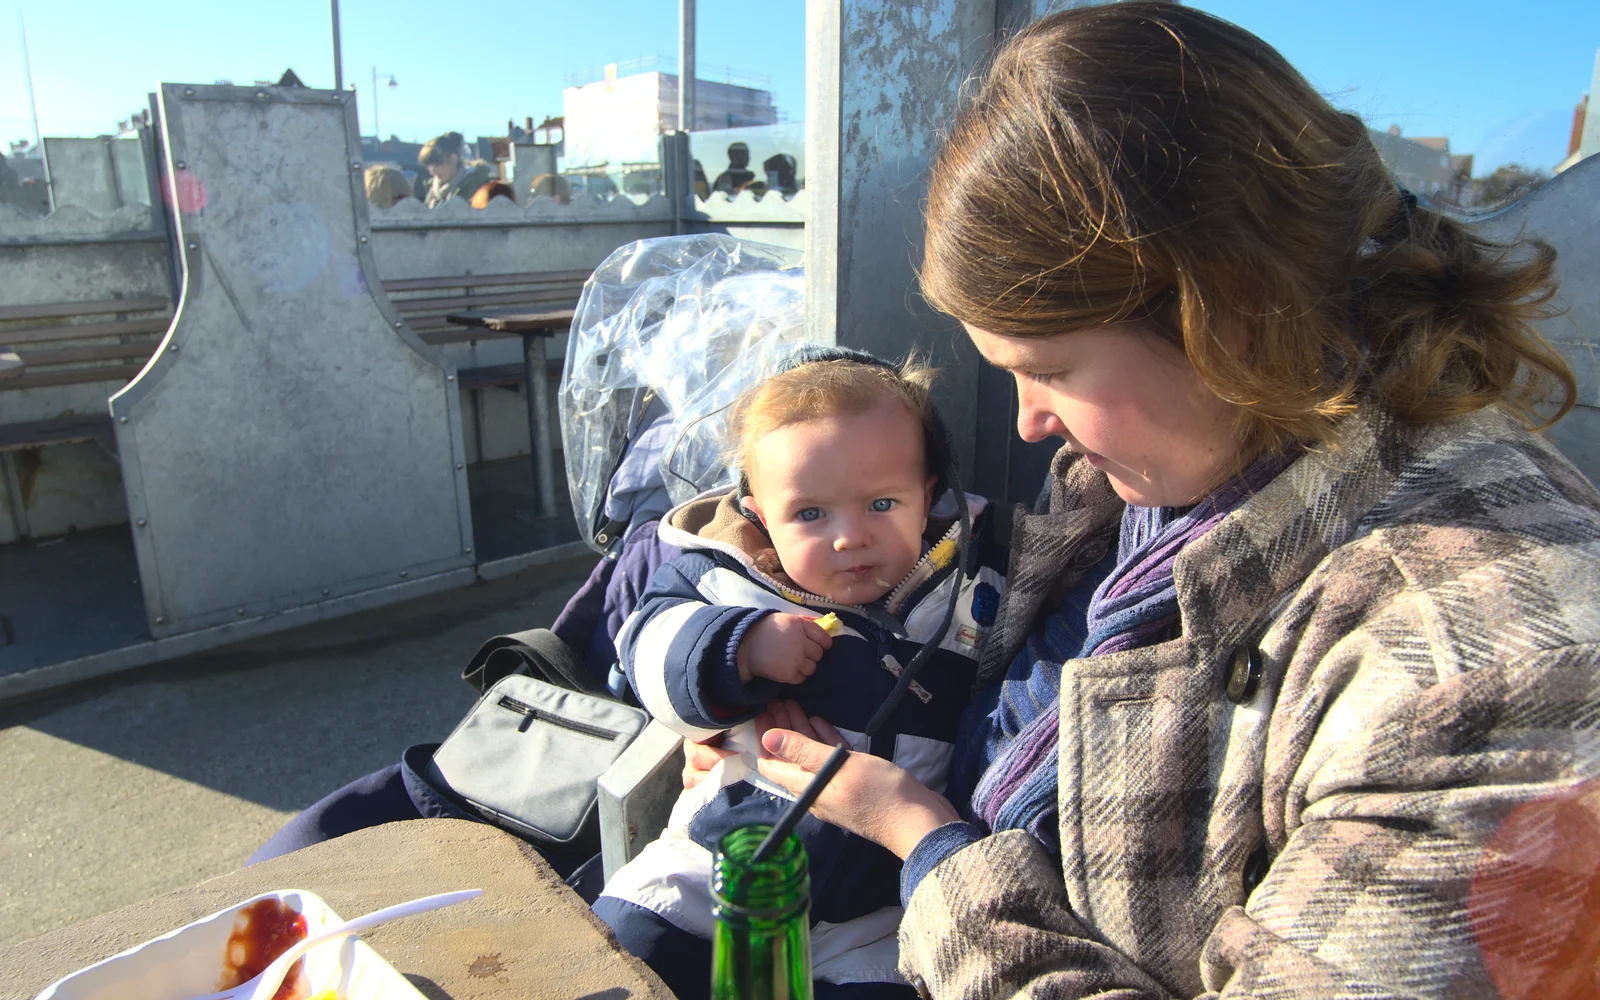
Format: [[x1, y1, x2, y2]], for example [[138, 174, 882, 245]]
[[736, 613, 833, 685]]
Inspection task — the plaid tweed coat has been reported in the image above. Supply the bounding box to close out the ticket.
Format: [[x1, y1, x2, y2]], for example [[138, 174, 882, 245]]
[[897, 406, 1600, 998]]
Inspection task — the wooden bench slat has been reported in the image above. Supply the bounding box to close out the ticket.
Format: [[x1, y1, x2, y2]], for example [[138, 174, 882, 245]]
[[0, 317, 172, 347], [0, 414, 116, 452], [1, 363, 145, 391], [381, 269, 593, 294], [0, 297, 170, 323], [19, 343, 158, 366], [391, 287, 584, 314]]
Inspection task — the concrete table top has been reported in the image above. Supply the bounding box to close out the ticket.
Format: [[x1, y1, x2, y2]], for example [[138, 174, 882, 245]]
[[0, 819, 675, 1000]]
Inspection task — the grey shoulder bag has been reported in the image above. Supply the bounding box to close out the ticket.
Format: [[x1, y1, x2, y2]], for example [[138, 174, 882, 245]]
[[423, 630, 648, 848]]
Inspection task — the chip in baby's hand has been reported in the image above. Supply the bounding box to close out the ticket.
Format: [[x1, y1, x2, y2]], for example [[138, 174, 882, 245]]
[[813, 612, 845, 636]]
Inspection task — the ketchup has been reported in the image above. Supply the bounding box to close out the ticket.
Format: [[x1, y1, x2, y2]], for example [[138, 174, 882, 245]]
[[219, 898, 309, 1000]]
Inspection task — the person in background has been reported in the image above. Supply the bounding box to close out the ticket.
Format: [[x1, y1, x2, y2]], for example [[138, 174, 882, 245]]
[[711, 142, 755, 196], [469, 180, 515, 209], [763, 153, 798, 195], [418, 131, 490, 208], [528, 172, 572, 204], [363, 164, 412, 210]]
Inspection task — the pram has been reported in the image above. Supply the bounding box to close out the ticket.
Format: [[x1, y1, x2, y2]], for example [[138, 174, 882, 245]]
[[249, 235, 813, 876], [507, 234, 812, 702]]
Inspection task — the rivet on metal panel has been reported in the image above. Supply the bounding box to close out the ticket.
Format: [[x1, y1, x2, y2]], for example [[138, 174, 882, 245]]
[[394, 321, 403, 328], [322, 588, 331, 596], [256, 91, 268, 100], [447, 374, 456, 381], [155, 616, 165, 624], [399, 570, 409, 578], [351, 162, 362, 170], [456, 462, 464, 470], [169, 344, 180, 353], [236, 607, 246, 615], [118, 416, 128, 423], [183, 88, 194, 97], [464, 547, 472, 553], [175, 161, 187, 170], [359, 235, 369, 244], [136, 518, 147, 526], [186, 242, 197, 250]]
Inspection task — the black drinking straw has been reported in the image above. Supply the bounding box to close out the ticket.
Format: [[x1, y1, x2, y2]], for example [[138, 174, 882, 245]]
[[751, 742, 851, 863]]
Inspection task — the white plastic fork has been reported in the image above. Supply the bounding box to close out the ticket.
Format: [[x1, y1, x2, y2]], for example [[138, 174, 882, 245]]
[[187, 888, 482, 1000]]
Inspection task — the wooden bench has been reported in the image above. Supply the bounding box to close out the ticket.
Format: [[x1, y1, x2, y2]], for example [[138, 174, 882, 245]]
[[387, 269, 587, 393], [0, 296, 172, 393], [0, 298, 173, 473], [0, 271, 587, 460], [383, 269, 588, 347]]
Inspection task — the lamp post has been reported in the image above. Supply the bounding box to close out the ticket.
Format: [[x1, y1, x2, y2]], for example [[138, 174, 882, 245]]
[[371, 68, 399, 142]]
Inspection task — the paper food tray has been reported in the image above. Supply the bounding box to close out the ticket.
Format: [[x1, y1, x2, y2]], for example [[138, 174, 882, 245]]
[[33, 889, 428, 1000]]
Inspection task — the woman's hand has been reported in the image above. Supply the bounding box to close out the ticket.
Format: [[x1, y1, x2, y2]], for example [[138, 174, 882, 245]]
[[680, 701, 804, 789], [755, 704, 961, 859], [682, 735, 734, 789]]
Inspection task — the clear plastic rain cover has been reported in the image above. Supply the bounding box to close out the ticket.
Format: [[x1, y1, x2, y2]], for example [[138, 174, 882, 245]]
[[560, 234, 812, 555]]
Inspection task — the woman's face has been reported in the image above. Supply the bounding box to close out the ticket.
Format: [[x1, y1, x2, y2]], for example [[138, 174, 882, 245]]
[[964, 321, 1241, 507], [426, 155, 459, 183]]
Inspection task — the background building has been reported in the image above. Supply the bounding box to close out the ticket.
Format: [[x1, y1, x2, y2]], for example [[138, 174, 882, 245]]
[[1369, 124, 1472, 200], [1555, 47, 1599, 174], [562, 60, 777, 174]]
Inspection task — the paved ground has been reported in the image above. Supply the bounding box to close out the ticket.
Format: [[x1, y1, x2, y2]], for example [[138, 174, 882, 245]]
[[0, 555, 593, 949]]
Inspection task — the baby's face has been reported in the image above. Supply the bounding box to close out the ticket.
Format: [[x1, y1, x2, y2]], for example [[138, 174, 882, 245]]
[[743, 403, 937, 605]]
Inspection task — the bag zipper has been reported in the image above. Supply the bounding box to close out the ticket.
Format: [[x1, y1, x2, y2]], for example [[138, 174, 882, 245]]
[[497, 695, 623, 741]]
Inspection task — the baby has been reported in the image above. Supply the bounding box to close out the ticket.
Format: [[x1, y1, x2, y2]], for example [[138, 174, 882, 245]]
[[594, 347, 1008, 999]]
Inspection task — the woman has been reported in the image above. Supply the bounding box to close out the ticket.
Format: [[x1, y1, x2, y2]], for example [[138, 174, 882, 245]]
[[418, 131, 490, 209], [696, 5, 1600, 998]]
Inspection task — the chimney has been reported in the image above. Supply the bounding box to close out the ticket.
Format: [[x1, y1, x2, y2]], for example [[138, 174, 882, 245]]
[[1570, 94, 1589, 158], [1387, 123, 1402, 136]]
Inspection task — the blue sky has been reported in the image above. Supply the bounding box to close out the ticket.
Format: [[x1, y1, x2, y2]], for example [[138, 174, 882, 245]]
[[4, 1, 1595, 175]]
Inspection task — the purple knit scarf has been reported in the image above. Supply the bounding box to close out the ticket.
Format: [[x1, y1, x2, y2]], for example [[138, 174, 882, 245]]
[[971, 454, 1294, 840]]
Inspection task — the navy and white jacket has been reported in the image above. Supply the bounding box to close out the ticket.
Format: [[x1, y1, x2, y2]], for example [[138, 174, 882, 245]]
[[599, 486, 1008, 986]]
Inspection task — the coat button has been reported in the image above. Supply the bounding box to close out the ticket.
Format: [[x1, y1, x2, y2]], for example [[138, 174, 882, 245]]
[[1242, 843, 1270, 895], [1225, 645, 1263, 703]]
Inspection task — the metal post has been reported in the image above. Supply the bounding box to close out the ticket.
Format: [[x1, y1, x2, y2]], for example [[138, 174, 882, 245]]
[[331, 0, 344, 92], [661, 131, 690, 234], [372, 66, 379, 139], [522, 334, 558, 519], [18, 12, 41, 151], [678, 0, 696, 132]]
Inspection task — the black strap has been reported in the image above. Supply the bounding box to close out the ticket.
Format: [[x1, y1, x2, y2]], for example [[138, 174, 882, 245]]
[[462, 628, 603, 696]]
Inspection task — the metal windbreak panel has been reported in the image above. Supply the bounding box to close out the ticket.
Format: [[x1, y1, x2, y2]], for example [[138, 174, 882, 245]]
[[111, 83, 473, 638]]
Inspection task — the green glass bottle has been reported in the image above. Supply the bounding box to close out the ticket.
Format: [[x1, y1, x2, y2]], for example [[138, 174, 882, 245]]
[[710, 824, 813, 1000]]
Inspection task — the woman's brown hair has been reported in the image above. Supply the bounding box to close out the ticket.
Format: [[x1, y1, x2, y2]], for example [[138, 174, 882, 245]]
[[922, 2, 1575, 458]]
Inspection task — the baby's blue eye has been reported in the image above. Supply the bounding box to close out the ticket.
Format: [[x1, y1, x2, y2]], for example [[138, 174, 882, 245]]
[[797, 507, 823, 522], [870, 498, 895, 512]]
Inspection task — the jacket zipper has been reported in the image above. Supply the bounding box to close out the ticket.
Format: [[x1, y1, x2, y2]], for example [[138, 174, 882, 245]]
[[497, 696, 622, 741]]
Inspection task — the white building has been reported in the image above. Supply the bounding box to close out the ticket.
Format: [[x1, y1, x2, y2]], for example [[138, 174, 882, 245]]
[[1555, 47, 1599, 174], [562, 65, 777, 171]]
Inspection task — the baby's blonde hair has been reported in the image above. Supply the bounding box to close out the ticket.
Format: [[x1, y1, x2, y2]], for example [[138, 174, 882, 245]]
[[730, 357, 940, 483]]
